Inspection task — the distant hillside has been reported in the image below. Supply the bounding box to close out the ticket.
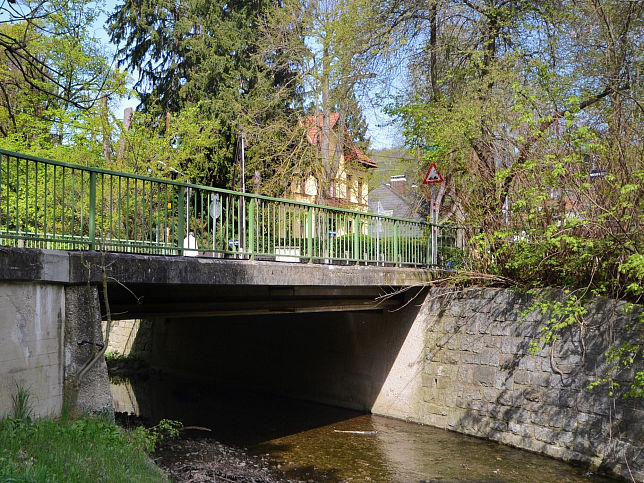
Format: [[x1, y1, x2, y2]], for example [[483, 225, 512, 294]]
[[368, 147, 422, 187]]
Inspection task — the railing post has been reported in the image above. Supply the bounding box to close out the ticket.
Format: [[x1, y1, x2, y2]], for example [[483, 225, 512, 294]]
[[248, 197, 255, 260], [432, 223, 438, 267], [88, 171, 96, 251], [308, 206, 313, 263], [177, 185, 185, 255], [353, 215, 359, 264], [426, 223, 431, 268], [393, 220, 399, 266]]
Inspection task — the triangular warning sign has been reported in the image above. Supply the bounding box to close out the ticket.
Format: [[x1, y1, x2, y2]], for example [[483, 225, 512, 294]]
[[423, 163, 444, 184]]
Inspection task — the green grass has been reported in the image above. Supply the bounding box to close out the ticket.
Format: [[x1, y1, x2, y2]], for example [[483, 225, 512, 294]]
[[10, 386, 33, 422], [0, 416, 167, 482]]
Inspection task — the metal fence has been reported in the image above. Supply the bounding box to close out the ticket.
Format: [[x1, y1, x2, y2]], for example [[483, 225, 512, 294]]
[[0, 148, 469, 268]]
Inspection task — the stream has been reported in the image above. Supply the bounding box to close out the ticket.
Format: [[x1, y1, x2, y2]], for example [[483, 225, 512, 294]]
[[110, 374, 614, 482]]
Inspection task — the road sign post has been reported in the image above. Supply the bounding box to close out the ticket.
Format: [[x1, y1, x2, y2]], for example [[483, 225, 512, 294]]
[[422, 163, 444, 266], [210, 193, 222, 255]]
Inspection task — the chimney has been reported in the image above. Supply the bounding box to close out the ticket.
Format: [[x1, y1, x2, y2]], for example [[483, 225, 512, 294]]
[[390, 175, 406, 196]]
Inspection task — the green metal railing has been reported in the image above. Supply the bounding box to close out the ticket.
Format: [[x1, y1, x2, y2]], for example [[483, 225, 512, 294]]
[[0, 149, 469, 268]]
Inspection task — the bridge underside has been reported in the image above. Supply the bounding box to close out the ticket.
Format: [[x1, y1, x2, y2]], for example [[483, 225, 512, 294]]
[[106, 284, 404, 319], [0, 247, 432, 418]]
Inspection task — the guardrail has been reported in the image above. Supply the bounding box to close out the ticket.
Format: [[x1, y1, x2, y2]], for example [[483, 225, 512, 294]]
[[0, 148, 469, 267]]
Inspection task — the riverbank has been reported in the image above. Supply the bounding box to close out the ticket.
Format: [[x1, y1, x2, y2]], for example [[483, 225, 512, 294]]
[[113, 410, 286, 482], [0, 409, 287, 483], [0, 415, 166, 481]]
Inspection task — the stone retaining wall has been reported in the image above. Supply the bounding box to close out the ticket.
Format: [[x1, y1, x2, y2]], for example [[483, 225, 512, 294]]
[[412, 288, 643, 481], [105, 319, 152, 356]]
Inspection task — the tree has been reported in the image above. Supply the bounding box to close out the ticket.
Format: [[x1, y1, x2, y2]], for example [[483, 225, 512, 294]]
[[0, 0, 114, 111], [343, 90, 370, 153], [390, 0, 643, 292], [0, 0, 127, 163], [291, 0, 389, 201], [108, 0, 305, 191]]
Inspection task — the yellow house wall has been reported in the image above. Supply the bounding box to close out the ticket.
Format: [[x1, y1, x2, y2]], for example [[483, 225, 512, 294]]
[[289, 153, 370, 212]]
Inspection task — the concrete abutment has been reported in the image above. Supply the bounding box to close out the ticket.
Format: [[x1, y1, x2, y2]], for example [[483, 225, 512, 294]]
[[0, 282, 112, 419], [63, 285, 113, 417]]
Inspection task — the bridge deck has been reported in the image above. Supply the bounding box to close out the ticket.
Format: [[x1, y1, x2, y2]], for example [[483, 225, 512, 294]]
[[1, 248, 435, 318], [1, 248, 433, 287]]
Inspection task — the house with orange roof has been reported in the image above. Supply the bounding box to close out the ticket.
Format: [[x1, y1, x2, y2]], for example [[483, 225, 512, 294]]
[[289, 113, 377, 213]]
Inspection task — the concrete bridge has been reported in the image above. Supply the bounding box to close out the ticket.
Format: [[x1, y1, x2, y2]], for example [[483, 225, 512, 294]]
[[0, 148, 462, 416], [1, 246, 642, 481], [1, 248, 433, 317], [1, 148, 450, 420]]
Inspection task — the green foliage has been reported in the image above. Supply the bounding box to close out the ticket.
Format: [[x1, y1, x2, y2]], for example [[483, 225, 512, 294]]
[[620, 254, 644, 297], [389, 0, 643, 301], [343, 91, 371, 153], [588, 302, 644, 399], [520, 290, 644, 400], [104, 350, 123, 362], [129, 419, 183, 455], [0, 1, 127, 162], [627, 371, 644, 398], [519, 290, 588, 355], [587, 342, 643, 399], [108, 0, 306, 190], [104, 351, 142, 364], [0, 416, 167, 481]]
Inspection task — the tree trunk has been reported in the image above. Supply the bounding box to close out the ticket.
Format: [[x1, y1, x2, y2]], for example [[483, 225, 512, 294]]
[[429, 0, 439, 100], [116, 107, 133, 163], [319, 43, 332, 204], [100, 97, 112, 164]]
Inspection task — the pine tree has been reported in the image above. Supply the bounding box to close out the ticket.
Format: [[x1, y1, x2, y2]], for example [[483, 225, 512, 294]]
[[108, 0, 304, 189]]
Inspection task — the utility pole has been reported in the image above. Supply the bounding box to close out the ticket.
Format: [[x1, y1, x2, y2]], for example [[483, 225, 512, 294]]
[[240, 130, 246, 253]]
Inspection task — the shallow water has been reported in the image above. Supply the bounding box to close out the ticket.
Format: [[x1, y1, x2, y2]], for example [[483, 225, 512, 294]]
[[111, 375, 613, 482]]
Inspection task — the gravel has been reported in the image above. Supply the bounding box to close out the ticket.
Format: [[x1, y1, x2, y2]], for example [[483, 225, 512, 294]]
[[154, 434, 287, 483]]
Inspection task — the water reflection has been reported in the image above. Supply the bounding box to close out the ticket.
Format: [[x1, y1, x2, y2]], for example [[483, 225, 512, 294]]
[[111, 375, 613, 482], [111, 376, 360, 446]]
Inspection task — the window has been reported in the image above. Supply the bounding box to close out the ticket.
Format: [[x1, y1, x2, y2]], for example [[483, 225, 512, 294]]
[[330, 180, 337, 198], [346, 175, 353, 201]]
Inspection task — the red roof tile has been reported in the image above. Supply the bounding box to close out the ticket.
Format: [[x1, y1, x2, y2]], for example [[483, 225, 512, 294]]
[[299, 113, 340, 145], [298, 113, 377, 168], [345, 138, 377, 168]]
